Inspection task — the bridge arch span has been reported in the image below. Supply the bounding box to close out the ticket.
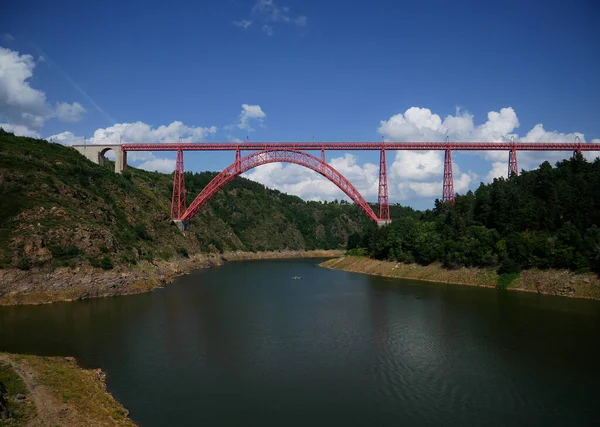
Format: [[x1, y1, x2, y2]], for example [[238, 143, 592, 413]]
[[181, 149, 379, 222]]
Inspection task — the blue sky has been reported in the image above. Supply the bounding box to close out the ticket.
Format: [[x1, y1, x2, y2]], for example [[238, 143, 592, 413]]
[[2, 0, 600, 209]]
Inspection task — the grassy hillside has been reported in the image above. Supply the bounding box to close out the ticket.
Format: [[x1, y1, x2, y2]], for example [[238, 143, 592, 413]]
[[0, 130, 372, 271]]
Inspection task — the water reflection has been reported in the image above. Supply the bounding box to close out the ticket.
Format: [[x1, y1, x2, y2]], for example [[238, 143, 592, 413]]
[[0, 259, 599, 426]]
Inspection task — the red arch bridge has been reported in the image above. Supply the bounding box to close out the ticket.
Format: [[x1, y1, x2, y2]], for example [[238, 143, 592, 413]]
[[114, 141, 598, 229]]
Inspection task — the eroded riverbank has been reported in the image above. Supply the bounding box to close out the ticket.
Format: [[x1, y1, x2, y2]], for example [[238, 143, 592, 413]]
[[0, 353, 135, 426], [320, 256, 600, 300], [0, 250, 342, 306]]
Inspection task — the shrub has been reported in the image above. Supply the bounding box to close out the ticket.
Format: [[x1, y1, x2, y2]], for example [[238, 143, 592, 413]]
[[17, 256, 30, 271], [119, 252, 137, 265], [497, 258, 521, 275], [134, 224, 152, 241], [177, 247, 189, 258], [100, 256, 113, 270], [346, 248, 368, 256], [497, 272, 519, 290], [140, 252, 154, 262], [50, 245, 83, 267]]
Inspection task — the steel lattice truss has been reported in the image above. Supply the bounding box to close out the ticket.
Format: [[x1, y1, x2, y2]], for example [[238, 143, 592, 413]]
[[180, 149, 379, 222], [442, 149, 454, 203], [87, 140, 599, 225], [170, 150, 186, 219], [122, 142, 600, 152]]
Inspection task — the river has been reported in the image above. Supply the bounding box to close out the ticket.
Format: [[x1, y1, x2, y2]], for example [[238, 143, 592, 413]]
[[1, 258, 600, 426]]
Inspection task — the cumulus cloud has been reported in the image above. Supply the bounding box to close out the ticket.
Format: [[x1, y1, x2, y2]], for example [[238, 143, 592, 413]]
[[245, 106, 598, 206], [0, 46, 86, 136], [47, 130, 82, 145], [0, 123, 40, 138], [379, 106, 599, 185], [55, 102, 86, 122], [389, 150, 443, 181], [244, 154, 377, 201], [48, 120, 217, 145], [237, 104, 266, 130], [377, 106, 521, 143], [486, 162, 508, 182], [138, 157, 176, 173], [0, 47, 51, 135], [47, 120, 217, 173]]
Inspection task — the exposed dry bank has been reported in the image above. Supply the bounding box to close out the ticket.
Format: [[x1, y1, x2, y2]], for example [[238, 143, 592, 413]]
[[0, 353, 135, 426], [321, 256, 600, 300], [0, 250, 342, 306]]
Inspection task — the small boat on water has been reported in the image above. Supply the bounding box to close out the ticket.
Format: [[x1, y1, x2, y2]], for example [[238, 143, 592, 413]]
[[292, 276, 301, 280]]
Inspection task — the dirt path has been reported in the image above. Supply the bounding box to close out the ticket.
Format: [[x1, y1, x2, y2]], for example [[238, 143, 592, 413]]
[[0, 354, 69, 426], [0, 354, 135, 426]]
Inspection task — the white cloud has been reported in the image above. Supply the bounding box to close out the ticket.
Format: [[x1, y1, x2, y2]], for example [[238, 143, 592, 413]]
[[233, 20, 252, 29], [138, 158, 176, 173], [237, 104, 266, 130], [242, 151, 474, 204], [233, 0, 307, 36], [242, 106, 598, 207], [0, 123, 40, 137], [55, 102, 86, 122], [262, 25, 274, 36], [79, 120, 217, 145], [378, 107, 445, 141], [329, 154, 379, 198], [252, 0, 291, 22], [378, 106, 600, 195], [0, 47, 50, 133], [389, 150, 443, 181], [486, 162, 508, 182], [46, 121, 217, 145], [404, 172, 473, 199], [244, 158, 351, 201], [47, 120, 217, 173], [47, 130, 82, 145], [243, 154, 377, 203], [377, 106, 521, 143], [0, 46, 85, 136]]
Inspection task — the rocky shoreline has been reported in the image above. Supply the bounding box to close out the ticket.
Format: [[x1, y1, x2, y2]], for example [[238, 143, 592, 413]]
[[321, 256, 600, 300], [0, 250, 342, 306]]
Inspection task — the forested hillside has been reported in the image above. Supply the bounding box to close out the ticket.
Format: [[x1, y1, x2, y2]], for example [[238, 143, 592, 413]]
[[351, 154, 600, 274], [5, 129, 596, 278], [0, 130, 371, 271]]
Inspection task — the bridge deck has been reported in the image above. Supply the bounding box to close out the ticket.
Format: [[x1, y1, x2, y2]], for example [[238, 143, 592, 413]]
[[113, 142, 600, 151]]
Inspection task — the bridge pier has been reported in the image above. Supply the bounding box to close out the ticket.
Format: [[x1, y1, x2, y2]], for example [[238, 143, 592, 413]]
[[173, 220, 189, 232], [508, 148, 518, 177], [171, 150, 187, 219], [377, 219, 392, 227], [378, 148, 390, 222], [442, 149, 455, 203]]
